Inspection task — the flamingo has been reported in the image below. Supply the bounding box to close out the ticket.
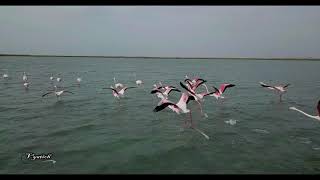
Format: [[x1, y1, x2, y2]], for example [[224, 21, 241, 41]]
[[103, 85, 137, 99], [179, 81, 215, 117], [260, 82, 290, 102], [153, 92, 210, 140], [184, 77, 207, 92], [151, 84, 166, 99], [23, 82, 30, 89], [57, 77, 62, 82], [202, 83, 235, 100], [133, 73, 143, 86], [23, 72, 28, 82], [76, 77, 82, 85], [289, 100, 320, 121], [50, 74, 54, 81], [2, 69, 9, 79], [151, 85, 182, 112], [42, 85, 74, 100]]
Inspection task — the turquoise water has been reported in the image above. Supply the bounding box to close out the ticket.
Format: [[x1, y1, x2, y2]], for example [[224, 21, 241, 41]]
[[1, 56, 320, 174]]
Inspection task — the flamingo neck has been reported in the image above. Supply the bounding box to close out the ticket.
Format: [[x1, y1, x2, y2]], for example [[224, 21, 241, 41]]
[[202, 84, 209, 93], [292, 107, 319, 120]]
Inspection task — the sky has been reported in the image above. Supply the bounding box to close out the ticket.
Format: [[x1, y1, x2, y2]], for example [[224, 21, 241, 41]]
[[0, 6, 320, 58]]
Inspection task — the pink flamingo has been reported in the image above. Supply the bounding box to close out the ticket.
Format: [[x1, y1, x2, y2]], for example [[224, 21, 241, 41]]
[[260, 82, 290, 102], [202, 83, 236, 100], [103, 85, 137, 99], [179, 81, 216, 117], [153, 92, 210, 139]]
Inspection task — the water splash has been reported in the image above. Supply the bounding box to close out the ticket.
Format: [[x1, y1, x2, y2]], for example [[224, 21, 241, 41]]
[[252, 129, 270, 134], [225, 119, 238, 125]]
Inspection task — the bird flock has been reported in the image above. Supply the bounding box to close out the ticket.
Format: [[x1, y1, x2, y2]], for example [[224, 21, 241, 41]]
[[1, 70, 319, 140]]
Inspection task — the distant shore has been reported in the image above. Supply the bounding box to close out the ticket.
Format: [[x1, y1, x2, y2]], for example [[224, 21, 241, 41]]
[[0, 54, 319, 61]]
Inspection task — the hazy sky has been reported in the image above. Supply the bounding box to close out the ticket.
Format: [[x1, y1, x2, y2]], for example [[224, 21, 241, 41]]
[[1, 6, 320, 58]]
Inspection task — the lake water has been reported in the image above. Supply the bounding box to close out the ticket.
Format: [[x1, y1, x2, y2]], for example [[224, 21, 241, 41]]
[[0, 56, 320, 174]]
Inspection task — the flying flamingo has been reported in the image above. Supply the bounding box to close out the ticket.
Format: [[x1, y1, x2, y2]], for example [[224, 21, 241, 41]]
[[151, 85, 182, 112], [184, 77, 207, 92], [202, 83, 236, 100], [260, 82, 290, 102], [151, 84, 166, 99], [180, 81, 215, 117], [42, 85, 74, 101], [153, 92, 209, 139], [289, 100, 320, 121], [103, 85, 137, 99], [133, 73, 143, 86]]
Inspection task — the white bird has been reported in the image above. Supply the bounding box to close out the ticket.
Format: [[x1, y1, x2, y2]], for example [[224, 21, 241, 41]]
[[42, 85, 74, 100], [289, 100, 320, 121], [260, 82, 290, 102], [23, 72, 28, 82]]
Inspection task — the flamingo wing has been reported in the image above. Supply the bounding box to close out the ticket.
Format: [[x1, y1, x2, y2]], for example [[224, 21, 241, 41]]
[[103, 87, 119, 95], [63, 90, 74, 94], [259, 82, 276, 90], [167, 88, 181, 95], [283, 84, 290, 88], [186, 95, 195, 104], [212, 85, 220, 94], [151, 89, 163, 94], [219, 83, 235, 94], [153, 102, 178, 112], [193, 79, 207, 90], [42, 92, 54, 97], [124, 87, 137, 91], [200, 89, 217, 97], [180, 82, 196, 96], [260, 82, 272, 88], [184, 79, 193, 87]]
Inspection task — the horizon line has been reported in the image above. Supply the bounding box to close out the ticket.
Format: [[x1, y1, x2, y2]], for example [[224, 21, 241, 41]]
[[0, 53, 319, 60]]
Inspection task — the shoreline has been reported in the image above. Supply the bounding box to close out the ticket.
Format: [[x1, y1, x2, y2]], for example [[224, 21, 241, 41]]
[[0, 54, 319, 61]]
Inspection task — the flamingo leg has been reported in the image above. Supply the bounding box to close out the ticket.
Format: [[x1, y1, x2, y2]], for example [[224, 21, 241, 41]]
[[196, 100, 205, 117], [189, 111, 195, 128], [117, 98, 121, 107], [188, 111, 210, 140], [182, 116, 188, 129]]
